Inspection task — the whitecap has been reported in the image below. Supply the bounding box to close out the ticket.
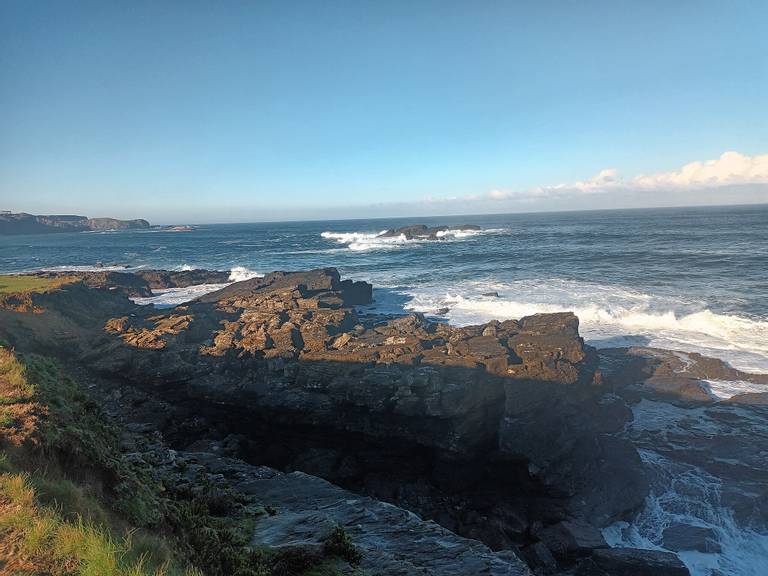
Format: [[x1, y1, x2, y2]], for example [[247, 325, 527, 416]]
[[703, 379, 768, 400], [131, 283, 229, 308], [320, 228, 508, 252], [228, 266, 263, 282], [401, 278, 768, 372]]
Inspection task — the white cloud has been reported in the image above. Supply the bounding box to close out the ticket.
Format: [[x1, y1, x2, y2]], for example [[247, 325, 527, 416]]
[[486, 151, 768, 201], [632, 151, 768, 188]]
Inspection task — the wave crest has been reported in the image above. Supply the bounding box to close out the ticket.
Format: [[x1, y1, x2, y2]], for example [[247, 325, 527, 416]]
[[320, 228, 506, 251], [229, 266, 262, 282], [402, 279, 768, 372]]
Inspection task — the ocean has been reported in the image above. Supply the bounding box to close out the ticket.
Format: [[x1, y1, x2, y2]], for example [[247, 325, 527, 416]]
[[2, 204, 767, 372]]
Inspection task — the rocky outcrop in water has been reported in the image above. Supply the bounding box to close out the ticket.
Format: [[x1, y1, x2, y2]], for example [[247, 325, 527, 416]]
[[380, 223, 481, 240]]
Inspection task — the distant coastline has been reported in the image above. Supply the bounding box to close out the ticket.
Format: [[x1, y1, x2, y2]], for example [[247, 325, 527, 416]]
[[0, 212, 150, 235]]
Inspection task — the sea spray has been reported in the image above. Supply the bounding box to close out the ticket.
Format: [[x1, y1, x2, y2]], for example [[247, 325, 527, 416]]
[[603, 449, 768, 576]]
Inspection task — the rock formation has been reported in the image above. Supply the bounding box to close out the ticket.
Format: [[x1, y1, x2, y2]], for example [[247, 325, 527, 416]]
[[0, 268, 726, 575], [0, 212, 150, 234], [380, 223, 482, 240]]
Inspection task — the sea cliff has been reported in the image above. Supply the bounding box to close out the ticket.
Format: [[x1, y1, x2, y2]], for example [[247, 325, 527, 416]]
[[2, 268, 765, 574], [0, 212, 150, 235]]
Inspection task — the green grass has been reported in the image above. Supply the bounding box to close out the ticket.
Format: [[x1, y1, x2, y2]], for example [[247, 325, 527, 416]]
[[0, 274, 71, 294], [0, 471, 197, 576], [0, 347, 366, 576]]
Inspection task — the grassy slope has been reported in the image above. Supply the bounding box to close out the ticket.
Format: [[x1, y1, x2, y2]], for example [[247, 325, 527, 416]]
[[0, 275, 74, 295], [0, 347, 362, 576]]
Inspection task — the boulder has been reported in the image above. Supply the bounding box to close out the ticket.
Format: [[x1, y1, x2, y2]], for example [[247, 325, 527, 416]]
[[662, 523, 721, 553], [536, 520, 607, 558], [578, 548, 689, 576]]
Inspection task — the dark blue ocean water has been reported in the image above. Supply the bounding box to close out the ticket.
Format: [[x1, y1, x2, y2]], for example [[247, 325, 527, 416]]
[[2, 204, 767, 370]]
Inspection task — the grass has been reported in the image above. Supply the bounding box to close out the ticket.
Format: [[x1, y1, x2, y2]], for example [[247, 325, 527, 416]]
[[0, 346, 366, 576], [0, 274, 74, 295], [0, 347, 189, 575]]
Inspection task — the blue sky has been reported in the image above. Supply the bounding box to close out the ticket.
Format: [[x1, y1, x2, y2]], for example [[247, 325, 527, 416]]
[[1, 1, 766, 222]]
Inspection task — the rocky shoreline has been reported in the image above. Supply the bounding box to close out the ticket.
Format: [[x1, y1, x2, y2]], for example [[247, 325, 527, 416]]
[[2, 268, 767, 575]]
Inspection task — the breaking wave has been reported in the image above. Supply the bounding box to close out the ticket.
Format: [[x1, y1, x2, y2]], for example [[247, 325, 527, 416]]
[[131, 266, 263, 307], [131, 283, 229, 308], [603, 449, 768, 576], [401, 279, 768, 372], [228, 266, 262, 282], [320, 228, 505, 251]]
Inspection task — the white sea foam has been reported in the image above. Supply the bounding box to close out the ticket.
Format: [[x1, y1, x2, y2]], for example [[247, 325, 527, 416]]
[[131, 266, 262, 307], [704, 379, 768, 400], [228, 266, 262, 282], [320, 228, 506, 251], [400, 279, 768, 372], [603, 449, 768, 576], [131, 283, 229, 308]]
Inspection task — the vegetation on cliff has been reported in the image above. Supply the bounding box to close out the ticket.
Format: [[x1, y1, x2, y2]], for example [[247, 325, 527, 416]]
[[0, 347, 362, 575]]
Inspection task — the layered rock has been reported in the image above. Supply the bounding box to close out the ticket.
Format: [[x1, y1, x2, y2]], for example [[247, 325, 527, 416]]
[[0, 268, 690, 574]]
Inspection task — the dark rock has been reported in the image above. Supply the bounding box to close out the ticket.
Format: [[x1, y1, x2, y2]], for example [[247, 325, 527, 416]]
[[726, 392, 768, 405], [0, 267, 656, 569], [247, 471, 532, 576], [536, 520, 607, 558], [483, 291, 501, 298], [135, 269, 231, 289], [662, 523, 721, 553], [578, 548, 689, 576], [519, 541, 558, 573]]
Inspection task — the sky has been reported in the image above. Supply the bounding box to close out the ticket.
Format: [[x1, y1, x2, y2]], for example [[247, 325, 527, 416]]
[[1, 0, 767, 223]]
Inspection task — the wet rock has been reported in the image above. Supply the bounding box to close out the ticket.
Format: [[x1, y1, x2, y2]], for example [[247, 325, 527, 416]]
[[134, 269, 231, 289], [536, 519, 607, 558], [578, 548, 689, 576], [662, 523, 721, 553], [519, 541, 558, 574], [726, 392, 768, 405]]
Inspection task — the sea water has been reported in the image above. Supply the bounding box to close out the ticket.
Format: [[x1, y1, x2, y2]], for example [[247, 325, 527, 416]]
[[3, 204, 766, 372]]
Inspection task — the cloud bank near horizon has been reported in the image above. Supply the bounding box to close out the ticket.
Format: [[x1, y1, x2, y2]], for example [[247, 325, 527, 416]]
[[6, 151, 767, 223], [143, 150, 768, 222], [482, 151, 768, 203]]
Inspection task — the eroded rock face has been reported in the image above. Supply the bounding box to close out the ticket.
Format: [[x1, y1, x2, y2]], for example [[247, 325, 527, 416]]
[[0, 268, 661, 574]]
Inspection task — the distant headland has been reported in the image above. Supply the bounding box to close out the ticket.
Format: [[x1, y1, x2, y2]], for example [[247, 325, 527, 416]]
[[0, 211, 150, 235]]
